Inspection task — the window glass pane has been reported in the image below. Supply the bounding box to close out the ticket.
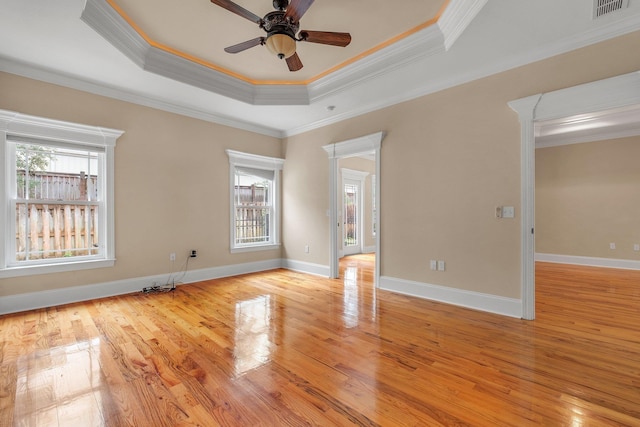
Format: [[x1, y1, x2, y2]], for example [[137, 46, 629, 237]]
[[344, 183, 358, 246], [234, 168, 272, 245], [15, 203, 100, 262], [235, 172, 271, 206], [16, 144, 99, 201], [13, 142, 102, 263], [235, 207, 270, 244]]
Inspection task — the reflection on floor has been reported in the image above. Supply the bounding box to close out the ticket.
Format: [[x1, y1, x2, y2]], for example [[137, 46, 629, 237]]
[[340, 253, 375, 328], [1, 255, 639, 425]]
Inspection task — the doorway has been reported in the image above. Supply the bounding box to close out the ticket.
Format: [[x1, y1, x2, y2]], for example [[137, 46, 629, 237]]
[[343, 179, 361, 255], [323, 132, 384, 282], [509, 71, 640, 320], [341, 168, 369, 257]]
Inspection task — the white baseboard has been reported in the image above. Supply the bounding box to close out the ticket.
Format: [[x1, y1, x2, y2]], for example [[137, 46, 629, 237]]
[[535, 253, 640, 270], [281, 259, 330, 277], [0, 259, 284, 315], [379, 276, 522, 318], [182, 259, 284, 284], [2, 259, 527, 318]]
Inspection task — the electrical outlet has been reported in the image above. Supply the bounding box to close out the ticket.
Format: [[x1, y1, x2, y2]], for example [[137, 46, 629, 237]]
[[502, 206, 515, 218], [304, 245, 310, 253], [430, 260, 437, 270], [169, 252, 176, 261], [437, 260, 446, 271], [610, 243, 616, 250], [190, 249, 197, 258], [634, 244, 640, 252]]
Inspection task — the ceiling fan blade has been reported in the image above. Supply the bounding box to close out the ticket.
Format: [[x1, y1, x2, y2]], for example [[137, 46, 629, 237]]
[[224, 37, 265, 53], [210, 0, 262, 24], [284, 0, 314, 23], [286, 52, 303, 72], [300, 31, 351, 47]]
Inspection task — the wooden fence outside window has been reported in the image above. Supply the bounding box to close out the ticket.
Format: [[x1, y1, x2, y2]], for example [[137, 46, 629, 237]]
[[235, 185, 270, 244], [15, 171, 99, 261]]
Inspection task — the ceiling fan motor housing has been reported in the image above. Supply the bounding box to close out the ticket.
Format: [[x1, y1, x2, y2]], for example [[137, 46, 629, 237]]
[[262, 11, 299, 58], [262, 11, 299, 36]]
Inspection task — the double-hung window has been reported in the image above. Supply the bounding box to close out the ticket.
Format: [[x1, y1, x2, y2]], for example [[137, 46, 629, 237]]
[[0, 110, 123, 277], [226, 150, 284, 252]]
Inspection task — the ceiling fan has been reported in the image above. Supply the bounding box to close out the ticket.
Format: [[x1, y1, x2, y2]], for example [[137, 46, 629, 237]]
[[210, 0, 352, 72]]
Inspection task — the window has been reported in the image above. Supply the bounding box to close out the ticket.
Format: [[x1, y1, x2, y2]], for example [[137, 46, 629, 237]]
[[226, 150, 284, 252], [0, 110, 123, 277]]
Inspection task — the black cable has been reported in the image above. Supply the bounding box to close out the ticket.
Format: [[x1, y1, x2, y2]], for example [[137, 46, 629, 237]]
[[142, 252, 193, 294]]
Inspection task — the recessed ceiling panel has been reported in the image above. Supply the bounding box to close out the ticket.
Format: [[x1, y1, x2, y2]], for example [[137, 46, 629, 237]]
[[114, 0, 447, 81]]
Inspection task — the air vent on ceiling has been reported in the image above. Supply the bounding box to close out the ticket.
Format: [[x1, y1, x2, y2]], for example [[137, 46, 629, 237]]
[[593, 0, 629, 19]]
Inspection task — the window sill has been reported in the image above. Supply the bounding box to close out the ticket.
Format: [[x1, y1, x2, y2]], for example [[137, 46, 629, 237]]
[[0, 258, 115, 278], [230, 243, 281, 254]]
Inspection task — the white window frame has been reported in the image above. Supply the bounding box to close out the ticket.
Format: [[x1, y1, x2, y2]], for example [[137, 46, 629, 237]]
[[0, 110, 123, 278], [226, 149, 284, 253]]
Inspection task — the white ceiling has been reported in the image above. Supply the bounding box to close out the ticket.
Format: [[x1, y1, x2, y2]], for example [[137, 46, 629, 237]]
[[1, 0, 639, 138]]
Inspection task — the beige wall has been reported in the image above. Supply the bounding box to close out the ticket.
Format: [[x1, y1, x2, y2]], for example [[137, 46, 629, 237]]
[[2, 30, 640, 303], [283, 30, 640, 299], [280, 135, 329, 261], [0, 73, 282, 297], [536, 136, 640, 260]]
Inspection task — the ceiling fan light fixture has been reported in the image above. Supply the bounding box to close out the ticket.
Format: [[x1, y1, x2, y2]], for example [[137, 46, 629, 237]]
[[213, 0, 350, 71], [265, 33, 296, 59]]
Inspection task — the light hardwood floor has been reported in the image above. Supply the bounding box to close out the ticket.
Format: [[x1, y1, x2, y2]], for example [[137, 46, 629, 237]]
[[1, 255, 639, 426]]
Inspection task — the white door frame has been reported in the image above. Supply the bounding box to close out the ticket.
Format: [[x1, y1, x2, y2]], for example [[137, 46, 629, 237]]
[[323, 132, 384, 281], [509, 70, 640, 320]]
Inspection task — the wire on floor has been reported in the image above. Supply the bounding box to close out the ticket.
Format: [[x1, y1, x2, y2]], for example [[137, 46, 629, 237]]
[[141, 253, 192, 294]]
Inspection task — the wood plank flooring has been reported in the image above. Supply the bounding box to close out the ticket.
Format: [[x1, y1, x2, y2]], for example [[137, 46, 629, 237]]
[[1, 255, 639, 426]]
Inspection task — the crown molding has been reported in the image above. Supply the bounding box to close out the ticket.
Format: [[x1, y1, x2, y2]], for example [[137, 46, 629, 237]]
[[0, 56, 286, 138], [81, 0, 312, 106], [3, 0, 637, 138], [286, 15, 640, 137], [306, 0, 489, 103], [438, 0, 488, 50], [80, 0, 485, 106], [80, 0, 148, 68], [308, 24, 446, 103]]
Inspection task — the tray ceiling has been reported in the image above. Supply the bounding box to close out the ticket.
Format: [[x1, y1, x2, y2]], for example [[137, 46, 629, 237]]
[[1, 0, 639, 136], [113, 0, 448, 82]]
